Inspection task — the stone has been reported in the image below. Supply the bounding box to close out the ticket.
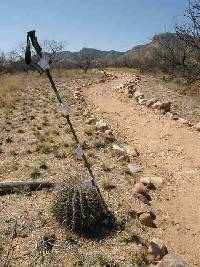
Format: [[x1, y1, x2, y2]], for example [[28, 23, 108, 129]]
[[139, 212, 155, 226], [150, 176, 163, 186], [124, 146, 139, 158], [112, 144, 125, 155], [157, 254, 190, 267], [146, 99, 157, 107], [128, 163, 142, 174], [194, 122, 200, 132], [95, 120, 109, 131], [74, 91, 81, 97], [104, 130, 115, 141], [178, 118, 189, 125], [99, 78, 106, 83], [160, 109, 166, 115], [138, 98, 147, 105], [160, 102, 171, 113], [134, 182, 147, 194], [140, 176, 151, 186], [127, 87, 136, 97], [152, 101, 171, 113], [86, 117, 96, 124], [171, 114, 179, 120], [134, 192, 150, 205], [116, 84, 124, 91], [147, 238, 168, 261], [152, 101, 162, 110], [134, 91, 144, 101]]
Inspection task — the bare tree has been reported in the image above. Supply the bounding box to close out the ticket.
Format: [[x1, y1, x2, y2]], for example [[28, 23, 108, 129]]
[[0, 51, 6, 72], [175, 0, 200, 82], [42, 40, 64, 65], [153, 33, 189, 75], [74, 48, 98, 73]]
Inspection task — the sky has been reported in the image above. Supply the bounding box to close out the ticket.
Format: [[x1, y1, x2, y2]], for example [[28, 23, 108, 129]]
[[0, 0, 188, 53]]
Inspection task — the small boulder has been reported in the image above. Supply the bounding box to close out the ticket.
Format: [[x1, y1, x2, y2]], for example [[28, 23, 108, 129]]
[[150, 176, 163, 186], [134, 91, 144, 101], [124, 146, 139, 158], [112, 144, 125, 155], [171, 114, 179, 120], [127, 88, 136, 97], [86, 117, 96, 124], [157, 254, 190, 267], [104, 129, 115, 141], [95, 120, 109, 131], [146, 99, 157, 107], [152, 101, 171, 113], [194, 122, 200, 132], [139, 212, 156, 226], [138, 98, 147, 105], [128, 163, 142, 174], [160, 102, 171, 113], [134, 182, 147, 194], [178, 118, 189, 125], [152, 101, 162, 110], [127, 83, 136, 90], [140, 176, 151, 186], [147, 238, 168, 261], [134, 192, 150, 205]]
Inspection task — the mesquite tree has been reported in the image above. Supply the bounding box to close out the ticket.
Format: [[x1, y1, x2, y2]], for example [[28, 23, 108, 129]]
[[175, 0, 200, 82]]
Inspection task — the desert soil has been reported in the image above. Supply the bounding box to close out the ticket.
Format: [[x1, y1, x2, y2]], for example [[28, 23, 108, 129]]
[[0, 70, 200, 266], [82, 71, 200, 266]]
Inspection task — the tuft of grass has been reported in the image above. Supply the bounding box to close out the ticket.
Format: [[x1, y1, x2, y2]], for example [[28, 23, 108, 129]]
[[64, 230, 75, 242], [131, 254, 147, 267], [5, 136, 13, 143], [39, 162, 48, 170], [36, 144, 51, 154], [120, 166, 132, 175], [102, 179, 116, 191], [84, 125, 95, 136], [9, 149, 18, 156], [93, 139, 106, 149], [17, 129, 25, 134], [31, 168, 41, 180], [51, 129, 60, 136], [86, 253, 119, 267], [53, 150, 67, 159], [11, 162, 19, 171], [101, 163, 112, 172]]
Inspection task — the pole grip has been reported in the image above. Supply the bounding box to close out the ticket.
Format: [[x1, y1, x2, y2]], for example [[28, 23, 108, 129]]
[[27, 30, 42, 57]]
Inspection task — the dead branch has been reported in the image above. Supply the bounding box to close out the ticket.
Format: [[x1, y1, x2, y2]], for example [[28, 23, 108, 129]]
[[0, 180, 54, 195]]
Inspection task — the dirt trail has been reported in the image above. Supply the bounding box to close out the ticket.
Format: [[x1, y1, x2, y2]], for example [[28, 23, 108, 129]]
[[83, 73, 200, 266]]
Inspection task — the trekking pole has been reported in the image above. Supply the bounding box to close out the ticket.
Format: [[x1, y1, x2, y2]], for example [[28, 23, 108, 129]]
[[25, 30, 108, 212]]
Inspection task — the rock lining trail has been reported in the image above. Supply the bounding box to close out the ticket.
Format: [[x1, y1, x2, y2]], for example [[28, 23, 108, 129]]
[[83, 71, 200, 266]]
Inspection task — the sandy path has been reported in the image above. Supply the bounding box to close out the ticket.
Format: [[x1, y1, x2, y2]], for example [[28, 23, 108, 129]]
[[83, 73, 200, 266]]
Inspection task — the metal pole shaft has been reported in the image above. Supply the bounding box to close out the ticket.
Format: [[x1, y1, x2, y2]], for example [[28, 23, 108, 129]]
[[45, 69, 109, 212]]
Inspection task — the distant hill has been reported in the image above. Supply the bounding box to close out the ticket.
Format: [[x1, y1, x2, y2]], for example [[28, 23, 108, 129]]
[[46, 32, 179, 69], [53, 48, 124, 67], [118, 32, 178, 63]]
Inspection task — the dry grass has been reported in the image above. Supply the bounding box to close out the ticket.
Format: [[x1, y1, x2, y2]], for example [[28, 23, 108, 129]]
[[0, 75, 23, 109], [52, 68, 102, 79], [0, 71, 155, 267]]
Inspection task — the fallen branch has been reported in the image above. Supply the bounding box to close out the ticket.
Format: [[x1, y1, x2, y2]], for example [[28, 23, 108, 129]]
[[0, 180, 54, 195]]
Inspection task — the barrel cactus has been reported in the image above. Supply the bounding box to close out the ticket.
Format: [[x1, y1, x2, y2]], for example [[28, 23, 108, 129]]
[[53, 183, 114, 236]]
